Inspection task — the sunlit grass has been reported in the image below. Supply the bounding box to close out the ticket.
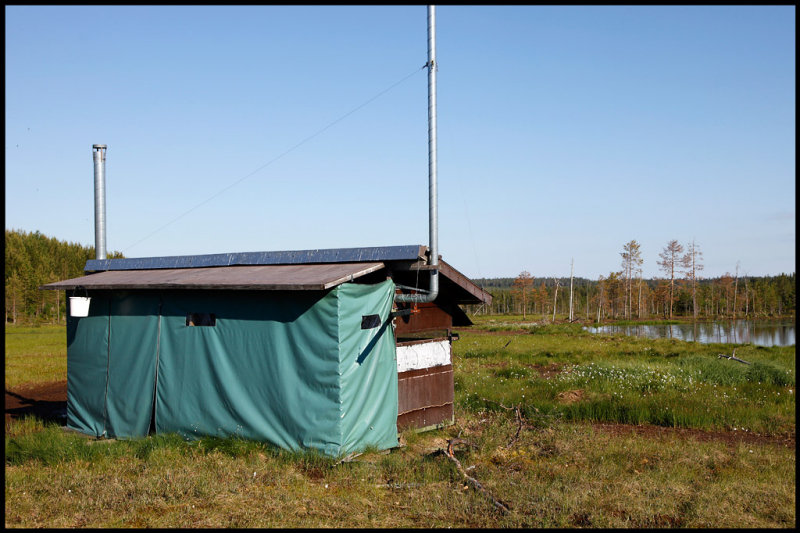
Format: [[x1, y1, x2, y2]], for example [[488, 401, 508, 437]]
[[4, 411, 795, 528], [453, 318, 795, 435], [4, 318, 795, 528], [5, 324, 67, 388]]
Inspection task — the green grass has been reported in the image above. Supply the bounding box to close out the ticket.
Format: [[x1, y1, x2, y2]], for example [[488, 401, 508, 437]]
[[5, 324, 67, 388], [4, 319, 796, 528], [454, 318, 794, 435], [5, 413, 795, 528]]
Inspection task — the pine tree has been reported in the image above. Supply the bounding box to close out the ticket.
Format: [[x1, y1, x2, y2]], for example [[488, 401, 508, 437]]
[[657, 240, 684, 319], [511, 271, 534, 319], [620, 240, 643, 319], [681, 240, 704, 320]]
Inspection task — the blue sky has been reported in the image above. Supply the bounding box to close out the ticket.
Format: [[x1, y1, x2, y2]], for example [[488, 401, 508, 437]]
[[5, 5, 795, 279]]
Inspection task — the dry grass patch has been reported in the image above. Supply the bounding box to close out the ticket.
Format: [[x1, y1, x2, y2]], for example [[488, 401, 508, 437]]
[[5, 409, 796, 528]]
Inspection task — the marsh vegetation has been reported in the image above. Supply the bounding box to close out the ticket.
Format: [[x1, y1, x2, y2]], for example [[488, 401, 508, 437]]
[[4, 318, 795, 528]]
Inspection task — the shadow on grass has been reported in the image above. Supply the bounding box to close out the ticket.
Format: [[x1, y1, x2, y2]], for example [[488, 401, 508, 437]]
[[5, 389, 67, 424]]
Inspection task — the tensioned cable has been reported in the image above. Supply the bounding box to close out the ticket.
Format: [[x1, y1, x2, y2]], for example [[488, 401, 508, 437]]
[[123, 65, 426, 254], [460, 190, 487, 313]]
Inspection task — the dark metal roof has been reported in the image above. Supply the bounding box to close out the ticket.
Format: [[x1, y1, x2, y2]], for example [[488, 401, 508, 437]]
[[42, 263, 385, 291], [85, 245, 426, 272], [45, 243, 491, 305]]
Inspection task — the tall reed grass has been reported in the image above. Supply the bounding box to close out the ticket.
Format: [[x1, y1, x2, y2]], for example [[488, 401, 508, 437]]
[[454, 319, 794, 435]]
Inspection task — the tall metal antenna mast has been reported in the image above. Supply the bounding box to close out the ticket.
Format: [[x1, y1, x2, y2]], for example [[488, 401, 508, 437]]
[[396, 4, 439, 304]]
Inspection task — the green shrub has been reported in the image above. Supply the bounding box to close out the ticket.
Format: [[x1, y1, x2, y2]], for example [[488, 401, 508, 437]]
[[745, 362, 794, 387]]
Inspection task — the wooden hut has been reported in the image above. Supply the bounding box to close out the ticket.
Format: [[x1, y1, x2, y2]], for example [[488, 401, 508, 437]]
[[42, 244, 491, 455]]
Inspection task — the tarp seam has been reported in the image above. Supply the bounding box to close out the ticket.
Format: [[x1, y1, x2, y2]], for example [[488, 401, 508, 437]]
[[101, 297, 111, 438], [152, 298, 163, 435], [335, 285, 344, 456]]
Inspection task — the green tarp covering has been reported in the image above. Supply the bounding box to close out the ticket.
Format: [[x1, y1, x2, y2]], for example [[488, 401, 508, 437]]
[[65, 281, 399, 456]]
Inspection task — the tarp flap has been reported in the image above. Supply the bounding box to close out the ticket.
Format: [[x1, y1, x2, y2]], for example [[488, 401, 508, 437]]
[[337, 282, 399, 452], [105, 292, 160, 438], [66, 293, 111, 437]]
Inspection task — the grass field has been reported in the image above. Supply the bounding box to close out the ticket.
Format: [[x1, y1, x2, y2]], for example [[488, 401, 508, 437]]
[[4, 319, 796, 528], [458, 316, 795, 436], [4, 325, 67, 389]]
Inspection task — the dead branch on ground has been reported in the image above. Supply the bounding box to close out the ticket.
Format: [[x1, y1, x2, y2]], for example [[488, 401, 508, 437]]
[[717, 348, 751, 365], [434, 438, 510, 514], [334, 451, 362, 465], [374, 482, 427, 489], [481, 398, 532, 448]]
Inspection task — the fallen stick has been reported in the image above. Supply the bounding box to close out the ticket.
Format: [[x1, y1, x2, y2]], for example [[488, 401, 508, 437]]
[[717, 348, 751, 365], [334, 451, 362, 465], [437, 438, 510, 514], [374, 482, 427, 489], [480, 398, 527, 448]]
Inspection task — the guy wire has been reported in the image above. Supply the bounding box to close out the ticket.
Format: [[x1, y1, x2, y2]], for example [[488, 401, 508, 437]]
[[123, 65, 426, 254]]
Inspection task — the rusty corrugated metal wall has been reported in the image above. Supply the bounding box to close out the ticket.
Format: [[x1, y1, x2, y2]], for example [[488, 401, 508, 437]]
[[397, 363, 454, 430]]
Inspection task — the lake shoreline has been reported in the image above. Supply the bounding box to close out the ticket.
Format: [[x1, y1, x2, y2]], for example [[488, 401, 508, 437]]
[[586, 319, 795, 347]]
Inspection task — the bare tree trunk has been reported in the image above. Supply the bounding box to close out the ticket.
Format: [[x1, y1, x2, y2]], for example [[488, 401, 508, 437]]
[[669, 263, 674, 319], [569, 259, 574, 322], [552, 279, 560, 323], [627, 266, 632, 320], [637, 274, 642, 319], [711, 281, 717, 318], [733, 262, 739, 320], [586, 286, 590, 320], [690, 250, 697, 320], [744, 277, 749, 318]]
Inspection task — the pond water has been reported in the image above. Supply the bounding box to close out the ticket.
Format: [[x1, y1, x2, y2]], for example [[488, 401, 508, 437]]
[[585, 320, 795, 347]]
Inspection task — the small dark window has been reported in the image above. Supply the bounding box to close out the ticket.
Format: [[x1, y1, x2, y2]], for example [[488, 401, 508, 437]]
[[187, 313, 216, 327], [361, 314, 381, 329]]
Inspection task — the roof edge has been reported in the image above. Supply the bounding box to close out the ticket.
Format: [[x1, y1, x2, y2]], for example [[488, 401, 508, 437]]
[[43, 263, 386, 291], [85, 245, 426, 272]]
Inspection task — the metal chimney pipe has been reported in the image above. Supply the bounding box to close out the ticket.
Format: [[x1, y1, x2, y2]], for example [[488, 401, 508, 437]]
[[396, 4, 439, 304], [92, 144, 108, 260]]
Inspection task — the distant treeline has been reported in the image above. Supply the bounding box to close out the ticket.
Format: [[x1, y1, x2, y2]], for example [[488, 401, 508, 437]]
[[5, 229, 123, 324], [4, 229, 795, 324], [468, 273, 795, 321]]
